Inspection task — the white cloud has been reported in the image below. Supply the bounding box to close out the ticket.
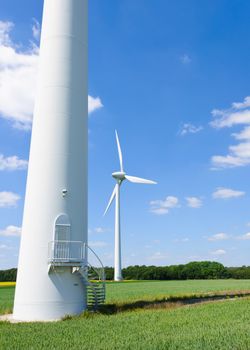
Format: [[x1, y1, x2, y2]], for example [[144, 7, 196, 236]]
[[0, 21, 103, 130], [212, 187, 245, 199], [179, 123, 203, 136], [95, 227, 106, 233], [211, 249, 226, 256], [211, 109, 250, 129], [210, 96, 250, 129], [232, 96, 250, 110], [0, 225, 21, 236], [211, 154, 250, 169], [88, 96, 103, 114], [208, 233, 229, 241], [32, 18, 41, 41], [236, 232, 250, 240], [0, 154, 28, 171], [88, 241, 108, 248], [180, 54, 191, 64], [229, 142, 250, 159], [89, 227, 109, 234], [0, 21, 13, 45], [233, 126, 250, 141], [0, 192, 20, 207], [173, 237, 189, 243], [186, 197, 202, 208], [150, 196, 179, 215], [149, 251, 168, 261], [210, 97, 250, 169], [150, 208, 170, 215], [0, 21, 38, 130]]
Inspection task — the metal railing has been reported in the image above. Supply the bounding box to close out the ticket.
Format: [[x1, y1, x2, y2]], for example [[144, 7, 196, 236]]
[[75, 244, 106, 309], [87, 244, 106, 282], [48, 240, 106, 307], [48, 240, 86, 264]]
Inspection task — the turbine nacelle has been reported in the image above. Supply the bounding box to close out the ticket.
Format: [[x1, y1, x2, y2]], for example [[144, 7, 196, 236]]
[[112, 171, 126, 181]]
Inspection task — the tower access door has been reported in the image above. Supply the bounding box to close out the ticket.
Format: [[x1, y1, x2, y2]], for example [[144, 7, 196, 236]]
[[48, 214, 85, 266], [54, 214, 71, 262]]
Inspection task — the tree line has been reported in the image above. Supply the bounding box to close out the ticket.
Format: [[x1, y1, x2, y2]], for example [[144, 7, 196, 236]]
[[104, 262, 250, 280], [0, 268, 17, 282], [1, 262, 250, 282]]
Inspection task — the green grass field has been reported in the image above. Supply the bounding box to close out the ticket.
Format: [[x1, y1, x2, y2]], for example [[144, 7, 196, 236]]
[[2, 279, 250, 312], [106, 279, 250, 303], [0, 286, 14, 315], [1, 280, 250, 349]]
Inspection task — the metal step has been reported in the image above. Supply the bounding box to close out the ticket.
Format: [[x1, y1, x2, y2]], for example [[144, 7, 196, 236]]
[[72, 244, 106, 311]]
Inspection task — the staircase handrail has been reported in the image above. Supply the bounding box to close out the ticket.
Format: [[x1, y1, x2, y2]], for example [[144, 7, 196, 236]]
[[84, 243, 106, 281]]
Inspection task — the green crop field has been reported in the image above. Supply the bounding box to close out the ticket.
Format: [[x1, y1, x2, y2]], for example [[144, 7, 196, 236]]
[[0, 286, 13, 315], [105, 279, 250, 303], [1, 280, 250, 349], [2, 279, 250, 312]]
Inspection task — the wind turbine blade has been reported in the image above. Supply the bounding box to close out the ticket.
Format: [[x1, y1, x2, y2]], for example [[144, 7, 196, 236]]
[[115, 130, 124, 172], [103, 185, 117, 216], [125, 175, 157, 185]]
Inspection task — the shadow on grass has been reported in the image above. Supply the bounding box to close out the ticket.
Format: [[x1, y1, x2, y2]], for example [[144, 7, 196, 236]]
[[72, 290, 250, 318], [2, 290, 250, 323]]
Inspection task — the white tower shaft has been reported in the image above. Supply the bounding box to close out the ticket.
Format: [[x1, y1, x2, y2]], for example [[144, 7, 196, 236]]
[[13, 0, 88, 321], [114, 184, 122, 281]]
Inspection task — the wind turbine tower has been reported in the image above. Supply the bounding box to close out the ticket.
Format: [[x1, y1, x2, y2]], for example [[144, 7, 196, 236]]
[[104, 131, 157, 281], [13, 0, 105, 321]]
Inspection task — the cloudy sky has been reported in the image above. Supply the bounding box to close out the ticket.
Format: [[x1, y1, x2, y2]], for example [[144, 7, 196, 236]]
[[1, 0, 250, 269]]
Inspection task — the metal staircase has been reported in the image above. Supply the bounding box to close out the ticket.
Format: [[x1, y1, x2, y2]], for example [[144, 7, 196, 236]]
[[74, 262, 106, 311], [48, 241, 106, 311]]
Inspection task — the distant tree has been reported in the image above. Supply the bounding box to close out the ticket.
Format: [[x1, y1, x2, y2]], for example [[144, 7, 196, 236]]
[[227, 266, 250, 279], [104, 267, 114, 280], [0, 268, 17, 282]]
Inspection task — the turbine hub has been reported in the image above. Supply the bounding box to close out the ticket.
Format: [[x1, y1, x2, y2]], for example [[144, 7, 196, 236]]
[[112, 171, 126, 181]]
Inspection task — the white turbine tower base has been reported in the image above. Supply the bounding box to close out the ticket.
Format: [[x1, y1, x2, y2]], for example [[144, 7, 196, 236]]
[[104, 131, 157, 282], [13, 0, 88, 321]]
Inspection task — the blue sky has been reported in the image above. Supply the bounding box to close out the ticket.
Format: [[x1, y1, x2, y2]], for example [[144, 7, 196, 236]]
[[1, 0, 250, 269]]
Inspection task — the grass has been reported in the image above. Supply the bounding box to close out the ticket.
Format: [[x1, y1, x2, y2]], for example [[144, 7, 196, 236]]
[[0, 280, 250, 349], [2, 279, 250, 312], [105, 279, 250, 303], [0, 298, 250, 349], [0, 287, 14, 315]]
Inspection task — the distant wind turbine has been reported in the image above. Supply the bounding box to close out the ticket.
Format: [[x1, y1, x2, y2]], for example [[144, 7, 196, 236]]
[[104, 131, 157, 281]]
